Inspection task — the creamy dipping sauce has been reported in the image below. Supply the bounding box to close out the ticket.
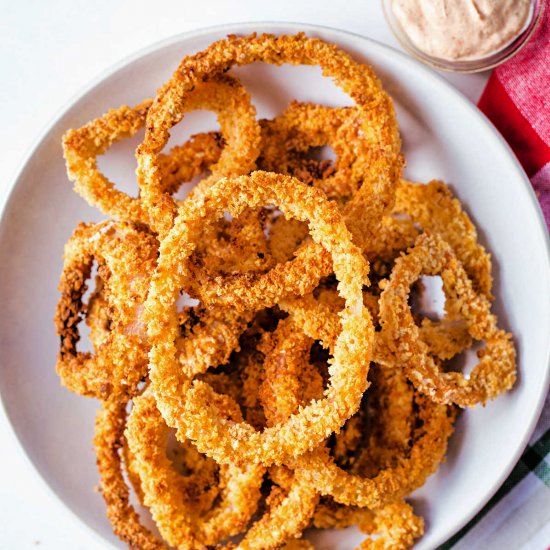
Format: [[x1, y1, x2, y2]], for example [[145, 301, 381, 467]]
[[391, 0, 532, 60]]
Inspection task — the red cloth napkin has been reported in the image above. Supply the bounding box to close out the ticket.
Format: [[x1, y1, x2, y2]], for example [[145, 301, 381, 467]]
[[478, 4, 550, 230]]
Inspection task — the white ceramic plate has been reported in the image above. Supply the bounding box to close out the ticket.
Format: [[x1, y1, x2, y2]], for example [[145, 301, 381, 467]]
[[1, 22, 549, 550]]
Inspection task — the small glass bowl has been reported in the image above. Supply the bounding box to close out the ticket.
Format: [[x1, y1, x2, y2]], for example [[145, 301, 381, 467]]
[[382, 0, 546, 73]]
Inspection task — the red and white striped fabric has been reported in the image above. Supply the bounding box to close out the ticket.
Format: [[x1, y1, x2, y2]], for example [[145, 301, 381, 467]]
[[478, 4, 550, 230]]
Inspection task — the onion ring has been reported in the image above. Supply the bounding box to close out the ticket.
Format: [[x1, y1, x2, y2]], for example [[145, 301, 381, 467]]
[[93, 399, 163, 549], [122, 401, 222, 515], [126, 389, 264, 548], [63, 73, 258, 232], [356, 501, 424, 550], [55, 220, 251, 400], [145, 171, 373, 467], [276, 287, 454, 510], [378, 232, 516, 407], [137, 32, 401, 260], [259, 315, 427, 547], [55, 221, 157, 400], [259, 101, 373, 202], [397, 180, 492, 298], [371, 180, 493, 297], [292, 391, 454, 510], [63, 111, 222, 228], [312, 500, 423, 550]]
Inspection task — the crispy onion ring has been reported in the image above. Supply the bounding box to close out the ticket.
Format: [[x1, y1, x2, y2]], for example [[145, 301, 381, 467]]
[[126, 389, 264, 549], [259, 317, 426, 548], [145, 171, 373, 467], [122, 383, 225, 515], [397, 180, 492, 298], [63, 109, 222, 227], [261, 101, 405, 253], [378, 232, 516, 407], [276, 288, 454, 510], [55, 221, 157, 400], [94, 399, 163, 550], [311, 366, 412, 532], [292, 391, 453, 510], [259, 101, 400, 266], [371, 180, 493, 297], [137, 32, 401, 251], [63, 73, 258, 230], [312, 500, 424, 549], [55, 219, 251, 400], [259, 102, 371, 202]]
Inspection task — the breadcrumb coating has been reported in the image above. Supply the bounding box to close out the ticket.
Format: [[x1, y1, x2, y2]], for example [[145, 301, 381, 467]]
[[55, 32, 516, 550], [378, 233, 515, 407]]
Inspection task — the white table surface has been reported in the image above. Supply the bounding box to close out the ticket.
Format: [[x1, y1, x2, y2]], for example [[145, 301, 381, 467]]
[[0, 1, 490, 548]]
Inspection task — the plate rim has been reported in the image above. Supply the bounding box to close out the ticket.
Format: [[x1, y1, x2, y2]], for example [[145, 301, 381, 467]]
[[1, 20, 549, 550]]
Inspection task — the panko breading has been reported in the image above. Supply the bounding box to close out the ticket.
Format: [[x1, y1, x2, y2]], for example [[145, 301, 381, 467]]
[[55, 32, 516, 550]]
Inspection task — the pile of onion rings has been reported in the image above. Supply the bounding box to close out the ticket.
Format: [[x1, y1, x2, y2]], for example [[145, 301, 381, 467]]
[[55, 32, 516, 549]]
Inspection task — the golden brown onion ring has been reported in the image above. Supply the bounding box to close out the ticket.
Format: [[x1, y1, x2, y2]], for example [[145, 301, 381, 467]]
[[259, 101, 398, 266], [94, 399, 163, 550], [371, 180, 493, 297], [63, 110, 222, 227], [55, 221, 157, 400], [378, 232, 516, 407], [55, 220, 251, 401], [259, 316, 425, 548], [292, 390, 453, 510], [357, 501, 424, 550], [137, 32, 401, 248], [312, 500, 424, 549], [277, 288, 454, 510], [145, 171, 373, 467], [126, 389, 264, 549], [122, 393, 222, 515], [63, 73, 258, 231]]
